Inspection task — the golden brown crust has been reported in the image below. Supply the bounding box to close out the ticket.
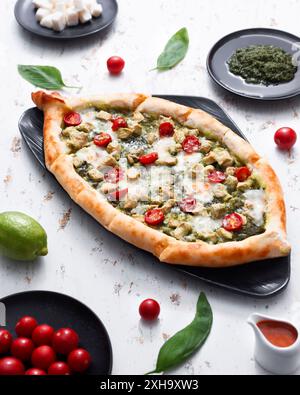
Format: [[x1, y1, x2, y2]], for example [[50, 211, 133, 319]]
[[32, 91, 291, 268]]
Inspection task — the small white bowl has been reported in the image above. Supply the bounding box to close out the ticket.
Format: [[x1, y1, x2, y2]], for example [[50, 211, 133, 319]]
[[248, 313, 300, 375]]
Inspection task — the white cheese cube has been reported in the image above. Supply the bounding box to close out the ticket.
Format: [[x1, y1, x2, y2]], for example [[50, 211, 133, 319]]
[[73, 0, 85, 10], [79, 9, 92, 24], [35, 7, 51, 22], [84, 0, 95, 12], [91, 3, 102, 18], [54, 0, 67, 12], [40, 14, 54, 29], [32, 0, 52, 9], [51, 11, 67, 31], [66, 8, 79, 26]]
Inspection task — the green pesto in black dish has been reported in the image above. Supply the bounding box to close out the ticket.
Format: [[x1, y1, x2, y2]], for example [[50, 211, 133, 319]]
[[228, 45, 297, 86]]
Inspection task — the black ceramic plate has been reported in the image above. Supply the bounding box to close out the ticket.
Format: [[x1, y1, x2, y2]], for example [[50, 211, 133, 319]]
[[18, 95, 290, 298], [207, 28, 300, 101], [0, 291, 112, 374], [14, 0, 118, 40]]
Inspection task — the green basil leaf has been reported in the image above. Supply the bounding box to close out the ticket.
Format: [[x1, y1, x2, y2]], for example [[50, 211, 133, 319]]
[[18, 65, 79, 90], [146, 292, 213, 374], [156, 27, 189, 70]]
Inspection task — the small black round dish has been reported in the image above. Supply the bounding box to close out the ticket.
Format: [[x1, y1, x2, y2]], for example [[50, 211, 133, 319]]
[[14, 0, 118, 40], [0, 291, 113, 375], [207, 28, 300, 101]]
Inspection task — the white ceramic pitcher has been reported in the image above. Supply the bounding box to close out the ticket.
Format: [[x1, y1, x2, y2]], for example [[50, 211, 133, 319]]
[[248, 313, 300, 375]]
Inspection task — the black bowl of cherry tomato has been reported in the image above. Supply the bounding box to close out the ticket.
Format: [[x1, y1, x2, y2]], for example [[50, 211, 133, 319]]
[[0, 291, 112, 375]]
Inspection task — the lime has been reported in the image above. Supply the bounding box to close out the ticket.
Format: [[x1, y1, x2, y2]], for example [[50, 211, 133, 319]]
[[0, 212, 48, 261]]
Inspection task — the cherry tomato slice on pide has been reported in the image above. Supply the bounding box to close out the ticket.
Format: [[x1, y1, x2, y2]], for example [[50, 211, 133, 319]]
[[108, 188, 128, 201], [179, 197, 197, 213], [208, 170, 226, 183], [159, 122, 174, 137], [145, 209, 165, 226], [274, 127, 297, 150], [104, 168, 124, 184], [235, 167, 252, 182], [107, 56, 125, 75], [94, 132, 112, 147], [111, 116, 128, 131], [222, 213, 243, 232], [64, 112, 82, 127], [182, 135, 201, 153], [139, 152, 158, 165]]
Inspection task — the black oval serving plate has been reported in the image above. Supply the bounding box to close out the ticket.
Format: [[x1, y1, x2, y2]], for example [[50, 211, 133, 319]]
[[0, 291, 113, 375], [207, 28, 300, 101], [14, 0, 118, 40], [18, 95, 290, 298]]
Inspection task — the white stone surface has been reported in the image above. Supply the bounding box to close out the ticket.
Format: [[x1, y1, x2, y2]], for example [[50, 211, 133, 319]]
[[0, 0, 300, 375]]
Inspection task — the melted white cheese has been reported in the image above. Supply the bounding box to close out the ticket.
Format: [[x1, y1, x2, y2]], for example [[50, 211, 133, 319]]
[[76, 144, 108, 168], [174, 151, 203, 173], [152, 137, 176, 162], [243, 189, 266, 226], [192, 216, 222, 235]]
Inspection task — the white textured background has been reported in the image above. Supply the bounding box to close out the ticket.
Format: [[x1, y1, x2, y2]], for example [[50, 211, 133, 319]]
[[0, 0, 300, 375]]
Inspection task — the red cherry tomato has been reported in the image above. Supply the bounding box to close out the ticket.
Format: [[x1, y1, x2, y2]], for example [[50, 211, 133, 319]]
[[139, 152, 158, 165], [235, 167, 252, 182], [94, 132, 112, 147], [52, 328, 79, 355], [222, 213, 243, 232], [179, 197, 197, 213], [48, 361, 71, 376], [274, 127, 297, 150], [25, 368, 47, 376], [208, 170, 226, 183], [0, 357, 25, 375], [139, 299, 160, 321], [11, 338, 35, 361], [108, 188, 128, 201], [31, 346, 56, 370], [67, 349, 91, 373], [0, 329, 13, 354], [32, 324, 55, 346], [104, 168, 124, 184], [145, 209, 164, 226], [15, 316, 38, 337], [182, 135, 201, 153], [111, 116, 128, 131], [64, 112, 82, 127], [107, 56, 125, 75], [159, 122, 174, 137]]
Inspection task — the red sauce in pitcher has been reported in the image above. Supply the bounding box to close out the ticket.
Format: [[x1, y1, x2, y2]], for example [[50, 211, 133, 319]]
[[257, 320, 298, 348]]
